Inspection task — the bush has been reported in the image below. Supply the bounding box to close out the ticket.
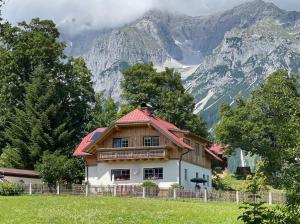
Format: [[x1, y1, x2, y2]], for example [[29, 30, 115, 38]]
[[238, 202, 272, 224], [141, 181, 158, 188], [170, 183, 183, 189], [0, 182, 23, 196]]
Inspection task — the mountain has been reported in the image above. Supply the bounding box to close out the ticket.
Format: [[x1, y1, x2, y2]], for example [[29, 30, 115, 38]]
[[61, 0, 300, 128], [185, 17, 300, 127]]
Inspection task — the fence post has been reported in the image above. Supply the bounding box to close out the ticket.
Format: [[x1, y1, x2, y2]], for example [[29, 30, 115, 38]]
[[268, 192, 272, 205], [142, 187, 146, 198], [204, 189, 207, 202], [173, 188, 177, 200], [85, 184, 89, 197], [236, 191, 239, 203], [113, 185, 117, 197], [29, 183, 32, 195], [56, 182, 60, 195]]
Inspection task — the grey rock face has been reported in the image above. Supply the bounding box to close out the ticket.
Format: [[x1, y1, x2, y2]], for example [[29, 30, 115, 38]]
[[60, 0, 300, 128], [185, 18, 300, 128]]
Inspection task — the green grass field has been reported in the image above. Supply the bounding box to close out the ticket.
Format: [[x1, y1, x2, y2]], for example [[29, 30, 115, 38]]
[[0, 196, 242, 224]]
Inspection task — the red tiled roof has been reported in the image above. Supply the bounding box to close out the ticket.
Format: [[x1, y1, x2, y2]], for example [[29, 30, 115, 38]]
[[73, 128, 106, 156], [116, 109, 192, 150], [209, 144, 227, 155], [74, 108, 225, 159], [116, 108, 150, 123], [204, 148, 223, 162]]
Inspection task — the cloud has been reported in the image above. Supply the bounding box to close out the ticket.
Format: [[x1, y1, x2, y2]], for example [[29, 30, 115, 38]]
[[2, 0, 300, 36]]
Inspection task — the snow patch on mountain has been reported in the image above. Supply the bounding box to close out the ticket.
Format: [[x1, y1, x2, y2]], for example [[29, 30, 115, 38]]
[[194, 90, 214, 113]]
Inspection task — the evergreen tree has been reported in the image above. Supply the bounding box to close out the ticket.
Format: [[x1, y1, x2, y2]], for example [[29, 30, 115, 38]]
[[0, 19, 95, 162], [121, 63, 208, 137], [1, 67, 71, 168]]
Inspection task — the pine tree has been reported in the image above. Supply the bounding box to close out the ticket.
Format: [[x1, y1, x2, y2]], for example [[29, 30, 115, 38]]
[[0, 19, 95, 164], [0, 67, 72, 168]]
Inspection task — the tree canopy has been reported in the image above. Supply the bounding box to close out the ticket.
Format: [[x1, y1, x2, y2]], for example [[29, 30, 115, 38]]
[[215, 70, 300, 176], [87, 93, 118, 131], [215, 70, 300, 221], [0, 18, 95, 171], [121, 63, 208, 137], [36, 152, 84, 187]]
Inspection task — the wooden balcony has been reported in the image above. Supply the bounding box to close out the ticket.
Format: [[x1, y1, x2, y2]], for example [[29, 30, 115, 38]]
[[97, 146, 168, 162]]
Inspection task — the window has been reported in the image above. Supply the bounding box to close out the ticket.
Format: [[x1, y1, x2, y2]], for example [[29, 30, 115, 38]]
[[112, 138, 128, 148], [183, 138, 191, 145], [143, 168, 163, 180], [184, 169, 188, 181], [143, 136, 159, 146], [111, 169, 130, 181], [203, 174, 206, 186], [196, 172, 199, 178]]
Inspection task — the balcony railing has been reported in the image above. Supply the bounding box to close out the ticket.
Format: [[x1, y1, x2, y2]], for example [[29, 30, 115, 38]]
[[97, 146, 167, 161]]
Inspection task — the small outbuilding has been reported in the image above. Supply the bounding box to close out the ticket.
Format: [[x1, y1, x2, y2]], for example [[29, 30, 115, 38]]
[[0, 167, 42, 184]]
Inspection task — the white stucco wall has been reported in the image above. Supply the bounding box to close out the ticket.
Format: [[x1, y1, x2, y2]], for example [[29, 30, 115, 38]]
[[4, 176, 42, 184], [86, 160, 212, 190], [86, 160, 179, 188], [181, 161, 212, 190]]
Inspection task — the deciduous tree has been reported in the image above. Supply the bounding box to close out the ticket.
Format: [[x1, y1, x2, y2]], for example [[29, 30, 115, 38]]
[[215, 70, 300, 222], [121, 63, 208, 137]]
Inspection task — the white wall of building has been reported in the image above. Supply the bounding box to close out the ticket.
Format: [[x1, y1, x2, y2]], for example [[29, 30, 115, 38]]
[[181, 161, 212, 190], [86, 160, 179, 188], [4, 176, 42, 184], [86, 160, 212, 190]]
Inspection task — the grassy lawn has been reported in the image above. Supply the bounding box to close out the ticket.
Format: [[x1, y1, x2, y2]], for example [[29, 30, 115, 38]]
[[0, 196, 242, 224]]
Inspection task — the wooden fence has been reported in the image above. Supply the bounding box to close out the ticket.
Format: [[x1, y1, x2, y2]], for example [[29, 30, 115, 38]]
[[19, 183, 286, 205]]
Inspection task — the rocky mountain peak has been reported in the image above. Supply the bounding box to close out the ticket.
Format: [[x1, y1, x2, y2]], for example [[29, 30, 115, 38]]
[[61, 0, 300, 129]]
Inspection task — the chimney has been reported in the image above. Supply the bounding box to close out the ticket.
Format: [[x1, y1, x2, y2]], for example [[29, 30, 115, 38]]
[[140, 103, 153, 115]]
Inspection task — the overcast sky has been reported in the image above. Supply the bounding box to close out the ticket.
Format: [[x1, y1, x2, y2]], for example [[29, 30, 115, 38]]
[[2, 0, 300, 35]]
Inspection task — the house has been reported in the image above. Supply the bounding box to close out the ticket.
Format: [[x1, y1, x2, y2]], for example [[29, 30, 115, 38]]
[[74, 104, 222, 190], [209, 144, 228, 170], [0, 167, 42, 184]]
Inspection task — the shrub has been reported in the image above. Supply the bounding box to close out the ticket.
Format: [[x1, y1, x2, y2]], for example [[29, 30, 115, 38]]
[[141, 181, 158, 188], [0, 182, 23, 196], [170, 183, 183, 189], [238, 202, 272, 224]]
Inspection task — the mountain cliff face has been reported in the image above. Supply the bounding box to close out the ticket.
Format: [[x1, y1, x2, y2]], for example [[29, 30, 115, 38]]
[[61, 0, 300, 128], [185, 18, 300, 127]]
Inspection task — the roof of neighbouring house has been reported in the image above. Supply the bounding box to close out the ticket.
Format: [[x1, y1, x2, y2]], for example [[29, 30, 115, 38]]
[[204, 148, 223, 162], [73, 128, 107, 156], [0, 167, 40, 178], [209, 144, 227, 155], [73, 106, 222, 162]]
